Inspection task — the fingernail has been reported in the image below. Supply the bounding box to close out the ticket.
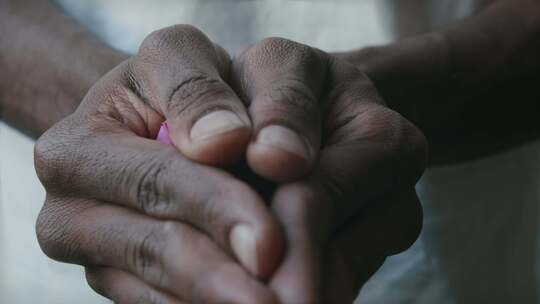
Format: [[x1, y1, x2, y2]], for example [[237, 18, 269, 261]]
[[257, 125, 311, 160], [230, 225, 259, 275], [190, 110, 246, 141]]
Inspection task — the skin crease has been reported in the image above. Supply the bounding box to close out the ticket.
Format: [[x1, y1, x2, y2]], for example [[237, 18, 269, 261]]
[[0, 0, 538, 303]]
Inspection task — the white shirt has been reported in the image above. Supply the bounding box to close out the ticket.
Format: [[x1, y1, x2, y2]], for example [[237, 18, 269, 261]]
[[3, 1, 540, 303]]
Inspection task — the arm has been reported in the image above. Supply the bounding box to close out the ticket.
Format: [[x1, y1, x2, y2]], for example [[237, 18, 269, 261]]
[[0, 0, 126, 137], [337, 0, 540, 164]]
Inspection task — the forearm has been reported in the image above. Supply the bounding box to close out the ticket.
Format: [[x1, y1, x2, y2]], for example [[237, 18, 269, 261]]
[[341, 0, 539, 101], [337, 0, 540, 163], [0, 0, 127, 137]]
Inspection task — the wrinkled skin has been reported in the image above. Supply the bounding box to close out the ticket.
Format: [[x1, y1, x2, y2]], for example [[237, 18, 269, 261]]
[[35, 25, 426, 304]]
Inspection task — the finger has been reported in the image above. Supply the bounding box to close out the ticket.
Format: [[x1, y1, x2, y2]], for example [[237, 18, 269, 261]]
[[37, 197, 278, 304], [322, 189, 422, 303], [268, 183, 331, 304], [35, 118, 283, 278], [268, 184, 422, 304], [131, 24, 251, 165], [85, 267, 184, 304], [266, 59, 427, 303], [269, 65, 426, 300], [232, 38, 328, 182]]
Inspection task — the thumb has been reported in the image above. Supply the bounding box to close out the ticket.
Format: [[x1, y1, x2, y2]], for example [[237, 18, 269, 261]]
[[133, 25, 251, 165]]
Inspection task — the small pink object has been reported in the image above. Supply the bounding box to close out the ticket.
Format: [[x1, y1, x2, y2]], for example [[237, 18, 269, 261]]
[[156, 122, 172, 145]]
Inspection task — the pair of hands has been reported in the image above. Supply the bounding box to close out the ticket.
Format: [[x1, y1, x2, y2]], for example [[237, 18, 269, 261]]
[[34, 25, 427, 303]]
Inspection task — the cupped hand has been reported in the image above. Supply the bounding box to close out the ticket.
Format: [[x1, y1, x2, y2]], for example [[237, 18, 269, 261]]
[[155, 36, 428, 303], [35, 24, 427, 303], [227, 38, 427, 303], [34, 25, 284, 304]]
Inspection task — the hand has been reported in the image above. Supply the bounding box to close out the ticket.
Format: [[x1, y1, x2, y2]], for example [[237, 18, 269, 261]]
[[35, 25, 427, 303], [34, 25, 285, 303], [228, 38, 427, 303], [157, 36, 427, 302]]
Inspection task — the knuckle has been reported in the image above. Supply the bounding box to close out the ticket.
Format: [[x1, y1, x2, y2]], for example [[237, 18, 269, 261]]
[[35, 198, 80, 263], [332, 103, 400, 152], [35, 203, 60, 259], [172, 23, 202, 36], [363, 106, 428, 185], [127, 222, 172, 284], [139, 24, 209, 57], [358, 105, 408, 150], [258, 37, 304, 56], [258, 37, 296, 52], [249, 37, 317, 67], [263, 81, 318, 120], [34, 134, 60, 189], [34, 114, 94, 193], [34, 121, 75, 190], [166, 74, 232, 117], [134, 155, 173, 217]]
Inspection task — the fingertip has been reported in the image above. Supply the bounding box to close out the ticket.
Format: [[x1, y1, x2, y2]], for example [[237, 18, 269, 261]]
[[247, 144, 312, 183], [230, 218, 285, 279], [160, 110, 252, 166], [247, 125, 314, 182], [183, 125, 251, 166], [230, 225, 260, 276], [255, 219, 286, 279], [189, 110, 247, 141]]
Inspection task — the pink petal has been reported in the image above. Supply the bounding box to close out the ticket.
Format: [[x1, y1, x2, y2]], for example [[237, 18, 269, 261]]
[[156, 122, 172, 145]]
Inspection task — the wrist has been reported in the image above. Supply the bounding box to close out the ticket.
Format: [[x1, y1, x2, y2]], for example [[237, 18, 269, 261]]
[[0, 45, 126, 137], [0, 0, 128, 137], [335, 31, 451, 119]]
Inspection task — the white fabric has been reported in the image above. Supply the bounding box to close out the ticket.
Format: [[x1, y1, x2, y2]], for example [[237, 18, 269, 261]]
[[52, 0, 392, 55], [3, 1, 540, 303]]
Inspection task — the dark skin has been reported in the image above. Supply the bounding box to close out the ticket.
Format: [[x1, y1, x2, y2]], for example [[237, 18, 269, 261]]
[[33, 25, 426, 303], [337, 0, 540, 164], [0, 0, 127, 136], [3, 1, 425, 303], [1, 0, 538, 303]]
